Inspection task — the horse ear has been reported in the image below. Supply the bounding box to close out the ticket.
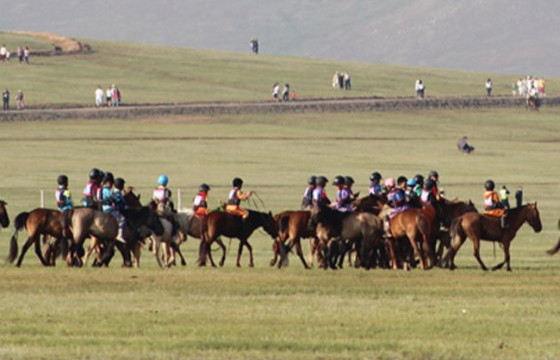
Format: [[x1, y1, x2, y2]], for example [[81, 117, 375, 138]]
[[137, 194, 141, 200]]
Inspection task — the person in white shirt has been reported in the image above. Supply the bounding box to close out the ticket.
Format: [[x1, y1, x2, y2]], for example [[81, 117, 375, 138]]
[[95, 86, 104, 107]]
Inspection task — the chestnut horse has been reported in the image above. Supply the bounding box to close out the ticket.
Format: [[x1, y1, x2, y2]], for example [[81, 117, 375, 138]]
[[8, 208, 62, 267], [444, 203, 542, 271], [383, 206, 432, 270], [199, 209, 277, 267], [271, 210, 317, 269]]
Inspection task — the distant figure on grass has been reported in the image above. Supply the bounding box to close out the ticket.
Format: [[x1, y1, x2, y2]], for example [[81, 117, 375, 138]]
[[16, 90, 24, 110], [343, 72, 351, 90], [249, 39, 259, 54], [2, 88, 10, 110], [415, 79, 425, 99], [95, 86, 104, 107], [272, 82, 280, 101], [0, 45, 7, 62], [332, 72, 339, 88], [106, 86, 113, 107], [515, 186, 523, 208], [112, 85, 121, 107], [282, 83, 290, 102], [485, 78, 492, 96], [457, 136, 474, 154], [23, 46, 30, 64], [17, 46, 23, 63]]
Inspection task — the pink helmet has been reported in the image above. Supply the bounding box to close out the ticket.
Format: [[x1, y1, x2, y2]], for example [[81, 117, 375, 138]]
[[384, 177, 395, 188]]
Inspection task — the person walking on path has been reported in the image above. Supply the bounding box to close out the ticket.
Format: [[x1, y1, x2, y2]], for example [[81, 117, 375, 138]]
[[486, 78, 492, 96], [2, 89, 10, 110]]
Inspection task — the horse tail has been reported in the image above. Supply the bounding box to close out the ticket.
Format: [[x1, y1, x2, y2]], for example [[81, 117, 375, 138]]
[[60, 209, 74, 241], [449, 217, 465, 247], [7, 212, 29, 263], [557, 219, 560, 230], [279, 215, 290, 234]]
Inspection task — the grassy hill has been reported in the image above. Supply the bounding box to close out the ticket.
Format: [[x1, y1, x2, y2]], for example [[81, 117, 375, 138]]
[[1, 32, 557, 107]]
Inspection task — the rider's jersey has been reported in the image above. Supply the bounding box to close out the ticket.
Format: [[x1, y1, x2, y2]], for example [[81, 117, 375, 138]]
[[55, 186, 73, 211]]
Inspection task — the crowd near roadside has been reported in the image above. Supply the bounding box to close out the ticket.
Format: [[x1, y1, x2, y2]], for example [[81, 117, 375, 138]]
[[95, 85, 121, 107], [0, 44, 31, 64]]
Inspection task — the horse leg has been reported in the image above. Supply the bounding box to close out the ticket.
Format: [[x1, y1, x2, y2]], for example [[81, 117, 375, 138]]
[[169, 241, 187, 267], [115, 241, 132, 267], [294, 239, 311, 269], [471, 237, 488, 271], [83, 238, 97, 266], [133, 242, 141, 268], [270, 240, 280, 267], [33, 237, 48, 266], [492, 240, 511, 271], [197, 241, 207, 267], [236, 241, 244, 267], [406, 229, 427, 270], [546, 237, 560, 255], [152, 236, 164, 268], [308, 237, 318, 268], [16, 236, 36, 267]]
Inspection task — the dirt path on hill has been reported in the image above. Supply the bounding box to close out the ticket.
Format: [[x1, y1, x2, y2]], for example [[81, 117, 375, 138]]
[[10, 31, 90, 54], [0, 95, 556, 122]]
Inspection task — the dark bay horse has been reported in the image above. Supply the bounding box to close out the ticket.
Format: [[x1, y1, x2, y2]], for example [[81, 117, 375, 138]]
[[8, 208, 62, 267], [444, 203, 542, 271], [352, 194, 386, 215], [200, 209, 277, 267], [310, 204, 384, 270], [271, 210, 317, 269], [0, 200, 9, 228]]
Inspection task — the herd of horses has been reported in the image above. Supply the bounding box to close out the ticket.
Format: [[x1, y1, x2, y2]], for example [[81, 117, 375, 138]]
[[0, 190, 553, 272]]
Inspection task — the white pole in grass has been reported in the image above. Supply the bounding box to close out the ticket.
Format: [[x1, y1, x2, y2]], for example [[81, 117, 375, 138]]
[[177, 188, 182, 210], [40, 190, 45, 208]]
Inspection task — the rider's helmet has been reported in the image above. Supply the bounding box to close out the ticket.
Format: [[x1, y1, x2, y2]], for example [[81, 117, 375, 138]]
[[232, 177, 243, 188], [333, 175, 345, 186], [115, 178, 125, 190], [407, 178, 416, 188], [485, 179, 495, 191], [103, 172, 114, 184], [198, 183, 210, 192], [397, 176, 408, 187], [424, 179, 435, 190], [307, 176, 317, 186], [157, 174, 169, 187], [57, 174, 68, 186], [414, 174, 424, 186], [428, 170, 439, 181], [316, 176, 328, 186], [89, 168, 101, 180], [384, 177, 395, 189], [345, 176, 354, 185], [369, 171, 382, 182]]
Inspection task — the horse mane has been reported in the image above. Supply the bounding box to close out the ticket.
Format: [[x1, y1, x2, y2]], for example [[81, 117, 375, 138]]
[[507, 203, 534, 216]]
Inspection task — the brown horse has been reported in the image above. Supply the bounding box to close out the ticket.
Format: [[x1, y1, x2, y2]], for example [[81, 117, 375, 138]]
[[444, 203, 542, 271], [546, 220, 560, 255], [271, 210, 317, 269], [62, 206, 163, 267], [8, 208, 63, 267], [200, 209, 277, 267], [383, 206, 432, 270], [310, 204, 384, 270], [352, 194, 386, 215]]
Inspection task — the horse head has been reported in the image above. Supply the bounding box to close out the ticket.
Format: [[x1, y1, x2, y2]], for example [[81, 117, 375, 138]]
[[526, 202, 542, 233], [260, 211, 278, 238], [0, 200, 9, 228], [123, 188, 142, 209]]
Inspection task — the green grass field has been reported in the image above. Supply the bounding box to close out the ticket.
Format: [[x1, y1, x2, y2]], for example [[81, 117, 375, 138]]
[[1, 108, 560, 359], [1, 32, 560, 359]]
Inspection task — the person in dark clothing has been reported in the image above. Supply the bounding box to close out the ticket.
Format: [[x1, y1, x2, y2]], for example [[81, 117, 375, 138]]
[[2, 89, 9, 110], [515, 186, 523, 208]]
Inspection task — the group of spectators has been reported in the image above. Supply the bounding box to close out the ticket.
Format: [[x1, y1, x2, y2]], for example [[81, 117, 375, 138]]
[[2, 89, 25, 111], [512, 76, 545, 98], [272, 82, 296, 102], [0, 44, 30, 64], [332, 72, 351, 90], [95, 85, 121, 107]]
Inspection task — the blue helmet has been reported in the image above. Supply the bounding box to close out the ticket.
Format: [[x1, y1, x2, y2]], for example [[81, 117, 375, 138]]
[[407, 178, 416, 187], [157, 174, 169, 186]]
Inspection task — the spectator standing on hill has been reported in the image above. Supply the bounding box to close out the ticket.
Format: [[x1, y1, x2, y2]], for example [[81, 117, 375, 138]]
[[272, 82, 280, 101], [0, 45, 7, 62], [343, 72, 351, 90], [250, 39, 259, 54], [16, 90, 24, 110], [106, 86, 113, 107], [282, 83, 290, 102], [337, 72, 344, 89], [485, 78, 492, 96], [415, 79, 425, 99], [95, 86, 104, 107], [2, 89, 10, 110], [515, 186, 523, 208], [112, 85, 121, 107], [17, 46, 23, 63], [23, 46, 30, 64]]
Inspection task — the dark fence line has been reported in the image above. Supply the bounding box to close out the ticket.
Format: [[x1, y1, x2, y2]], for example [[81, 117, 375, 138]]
[[1, 96, 558, 122]]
